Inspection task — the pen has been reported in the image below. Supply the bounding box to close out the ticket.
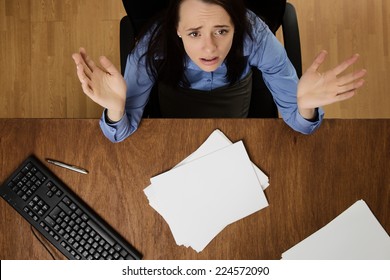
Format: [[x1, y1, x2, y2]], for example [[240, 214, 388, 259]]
[[46, 159, 89, 175]]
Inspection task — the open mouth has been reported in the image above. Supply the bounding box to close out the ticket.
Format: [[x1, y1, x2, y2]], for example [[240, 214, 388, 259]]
[[200, 57, 219, 66]]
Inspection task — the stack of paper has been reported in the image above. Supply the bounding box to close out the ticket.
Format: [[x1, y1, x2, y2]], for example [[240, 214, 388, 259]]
[[144, 129, 269, 252], [282, 200, 390, 259]]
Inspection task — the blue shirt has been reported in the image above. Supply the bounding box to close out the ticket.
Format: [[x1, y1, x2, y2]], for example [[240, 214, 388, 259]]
[[100, 10, 324, 142]]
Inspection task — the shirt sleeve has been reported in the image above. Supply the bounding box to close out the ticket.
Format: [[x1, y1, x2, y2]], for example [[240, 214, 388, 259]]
[[99, 34, 155, 143], [246, 11, 324, 134]]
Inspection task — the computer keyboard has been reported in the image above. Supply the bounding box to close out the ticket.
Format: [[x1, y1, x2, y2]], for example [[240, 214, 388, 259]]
[[0, 155, 142, 260]]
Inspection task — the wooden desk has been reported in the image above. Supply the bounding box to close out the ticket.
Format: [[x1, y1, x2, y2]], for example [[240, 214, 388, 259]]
[[0, 119, 389, 259]]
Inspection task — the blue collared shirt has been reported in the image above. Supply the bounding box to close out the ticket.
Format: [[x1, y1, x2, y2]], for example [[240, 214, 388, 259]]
[[100, 10, 324, 142]]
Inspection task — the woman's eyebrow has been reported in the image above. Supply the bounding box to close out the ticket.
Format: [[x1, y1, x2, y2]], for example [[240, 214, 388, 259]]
[[186, 26, 202, 32], [185, 24, 231, 32], [214, 25, 231, 29]]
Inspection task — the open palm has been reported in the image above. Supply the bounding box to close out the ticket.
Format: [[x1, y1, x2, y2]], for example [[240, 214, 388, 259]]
[[297, 50, 367, 110], [72, 48, 127, 115]]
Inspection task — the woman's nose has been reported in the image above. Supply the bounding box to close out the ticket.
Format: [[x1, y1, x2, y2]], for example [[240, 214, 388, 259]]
[[202, 35, 217, 53]]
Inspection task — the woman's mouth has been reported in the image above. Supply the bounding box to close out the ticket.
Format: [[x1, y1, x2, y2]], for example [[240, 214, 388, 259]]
[[200, 57, 219, 66]]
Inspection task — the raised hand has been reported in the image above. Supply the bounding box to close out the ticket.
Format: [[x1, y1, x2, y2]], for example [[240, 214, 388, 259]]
[[72, 48, 127, 121], [297, 50, 367, 117]]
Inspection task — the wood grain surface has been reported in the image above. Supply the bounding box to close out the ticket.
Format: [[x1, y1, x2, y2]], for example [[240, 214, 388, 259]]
[[0, 0, 389, 118], [0, 118, 389, 259]]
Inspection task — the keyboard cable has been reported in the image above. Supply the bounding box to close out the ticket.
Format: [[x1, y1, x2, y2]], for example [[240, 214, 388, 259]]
[[30, 225, 56, 260]]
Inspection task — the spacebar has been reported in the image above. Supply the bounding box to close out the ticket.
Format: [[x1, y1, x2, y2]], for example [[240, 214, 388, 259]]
[[87, 219, 115, 246]]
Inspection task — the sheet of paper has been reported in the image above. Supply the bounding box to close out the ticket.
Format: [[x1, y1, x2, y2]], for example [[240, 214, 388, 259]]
[[144, 129, 269, 203], [282, 200, 390, 260], [175, 129, 269, 190], [147, 141, 269, 252]]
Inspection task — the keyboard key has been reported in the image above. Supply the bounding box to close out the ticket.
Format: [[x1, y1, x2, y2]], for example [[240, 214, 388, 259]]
[[44, 216, 56, 227], [58, 202, 72, 215], [35, 171, 45, 181], [62, 196, 71, 205], [114, 244, 122, 252], [87, 220, 115, 246], [75, 209, 83, 216], [49, 206, 61, 219], [120, 249, 128, 257]]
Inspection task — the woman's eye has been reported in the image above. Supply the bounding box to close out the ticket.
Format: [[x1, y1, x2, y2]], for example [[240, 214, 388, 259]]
[[188, 32, 199, 37], [216, 29, 228, 36]]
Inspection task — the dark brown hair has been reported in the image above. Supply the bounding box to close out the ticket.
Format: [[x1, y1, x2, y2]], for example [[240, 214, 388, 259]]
[[139, 0, 252, 87]]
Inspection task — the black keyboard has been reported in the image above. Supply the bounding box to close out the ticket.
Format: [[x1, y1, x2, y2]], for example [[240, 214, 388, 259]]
[[0, 155, 142, 260]]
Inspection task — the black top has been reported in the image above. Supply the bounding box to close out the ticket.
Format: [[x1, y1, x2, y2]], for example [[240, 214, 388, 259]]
[[158, 71, 253, 118]]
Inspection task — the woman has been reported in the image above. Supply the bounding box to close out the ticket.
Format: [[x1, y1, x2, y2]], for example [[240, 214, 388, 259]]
[[72, 0, 366, 143]]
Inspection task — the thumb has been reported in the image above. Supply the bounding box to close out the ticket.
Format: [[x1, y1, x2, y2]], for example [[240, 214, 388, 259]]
[[99, 56, 120, 75], [308, 50, 328, 72]]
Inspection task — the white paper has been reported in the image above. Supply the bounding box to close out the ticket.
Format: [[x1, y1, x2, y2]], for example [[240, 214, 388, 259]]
[[282, 200, 390, 260], [175, 129, 269, 190], [144, 129, 269, 204], [145, 140, 269, 252]]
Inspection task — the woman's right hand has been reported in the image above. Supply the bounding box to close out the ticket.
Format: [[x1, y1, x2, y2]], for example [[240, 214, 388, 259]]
[[72, 47, 127, 122]]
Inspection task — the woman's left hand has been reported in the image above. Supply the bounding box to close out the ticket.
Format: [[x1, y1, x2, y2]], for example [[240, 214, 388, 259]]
[[297, 50, 367, 118]]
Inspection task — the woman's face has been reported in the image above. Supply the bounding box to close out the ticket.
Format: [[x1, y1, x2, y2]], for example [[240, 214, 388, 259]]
[[176, 0, 235, 72]]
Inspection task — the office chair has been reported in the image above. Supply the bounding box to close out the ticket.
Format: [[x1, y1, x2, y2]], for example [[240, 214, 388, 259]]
[[119, 0, 302, 118]]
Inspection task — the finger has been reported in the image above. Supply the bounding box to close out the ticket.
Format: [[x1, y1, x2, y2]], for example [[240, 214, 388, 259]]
[[79, 47, 97, 73], [337, 69, 367, 86], [307, 50, 328, 72], [99, 56, 120, 75], [79, 68, 93, 98], [332, 53, 360, 76], [72, 52, 83, 65], [335, 91, 356, 102], [72, 50, 93, 78], [76, 63, 92, 83], [81, 80, 93, 99], [72, 48, 91, 68], [337, 79, 365, 95]]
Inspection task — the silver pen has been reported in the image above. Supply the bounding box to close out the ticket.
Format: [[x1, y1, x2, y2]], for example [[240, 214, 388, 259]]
[[46, 159, 89, 175]]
